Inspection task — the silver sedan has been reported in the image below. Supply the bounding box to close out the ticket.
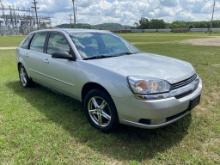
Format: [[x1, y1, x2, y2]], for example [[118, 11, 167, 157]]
[[16, 29, 202, 132]]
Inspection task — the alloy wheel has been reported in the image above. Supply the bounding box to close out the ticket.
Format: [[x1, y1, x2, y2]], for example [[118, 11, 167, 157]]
[[19, 67, 28, 87], [87, 96, 112, 128]]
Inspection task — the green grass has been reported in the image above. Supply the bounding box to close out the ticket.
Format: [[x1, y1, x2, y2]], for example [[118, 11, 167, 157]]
[[0, 33, 219, 164], [0, 35, 24, 47], [120, 32, 219, 43]]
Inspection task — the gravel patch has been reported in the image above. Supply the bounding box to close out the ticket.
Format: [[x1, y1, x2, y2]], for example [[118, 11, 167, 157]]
[[0, 47, 16, 50], [182, 37, 220, 46]]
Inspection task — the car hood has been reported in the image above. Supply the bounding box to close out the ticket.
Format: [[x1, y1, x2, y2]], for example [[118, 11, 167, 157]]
[[83, 53, 195, 84]]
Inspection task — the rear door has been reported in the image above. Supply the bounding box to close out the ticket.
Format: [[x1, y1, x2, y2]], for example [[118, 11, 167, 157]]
[[27, 31, 49, 84], [17, 33, 34, 74]]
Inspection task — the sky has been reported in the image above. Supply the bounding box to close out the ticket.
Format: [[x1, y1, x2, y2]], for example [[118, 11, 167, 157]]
[[1, 0, 220, 26]]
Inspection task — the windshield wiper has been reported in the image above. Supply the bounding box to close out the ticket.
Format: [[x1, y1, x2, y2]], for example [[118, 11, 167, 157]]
[[83, 52, 139, 60], [113, 51, 139, 57], [84, 55, 115, 60]]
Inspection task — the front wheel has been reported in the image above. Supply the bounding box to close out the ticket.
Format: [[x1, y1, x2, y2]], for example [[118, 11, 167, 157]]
[[83, 89, 118, 132]]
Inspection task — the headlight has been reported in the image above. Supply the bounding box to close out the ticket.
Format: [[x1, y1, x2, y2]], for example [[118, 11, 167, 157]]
[[127, 76, 171, 95]]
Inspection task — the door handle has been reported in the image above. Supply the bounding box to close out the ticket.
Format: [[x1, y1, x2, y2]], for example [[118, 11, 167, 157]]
[[24, 52, 29, 58], [43, 58, 49, 64]]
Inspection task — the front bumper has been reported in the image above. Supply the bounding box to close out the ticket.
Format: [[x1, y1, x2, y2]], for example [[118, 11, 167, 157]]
[[114, 78, 202, 129]]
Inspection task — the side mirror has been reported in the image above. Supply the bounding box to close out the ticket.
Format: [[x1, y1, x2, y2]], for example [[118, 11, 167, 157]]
[[51, 52, 74, 61]]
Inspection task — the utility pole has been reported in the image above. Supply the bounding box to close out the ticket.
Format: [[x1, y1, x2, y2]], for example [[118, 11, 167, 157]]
[[0, 0, 5, 19], [32, 0, 39, 29], [9, 6, 14, 28], [209, 0, 216, 33], [72, 0, 76, 25]]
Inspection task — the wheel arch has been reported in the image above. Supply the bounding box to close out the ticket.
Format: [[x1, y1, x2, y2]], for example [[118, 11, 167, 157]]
[[17, 62, 31, 79], [81, 82, 112, 102]]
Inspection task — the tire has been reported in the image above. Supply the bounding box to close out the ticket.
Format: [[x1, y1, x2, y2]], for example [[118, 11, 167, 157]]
[[18, 64, 33, 88], [83, 89, 118, 132]]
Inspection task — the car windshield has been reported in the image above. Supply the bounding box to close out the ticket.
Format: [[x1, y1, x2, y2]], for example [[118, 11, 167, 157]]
[[69, 32, 139, 59]]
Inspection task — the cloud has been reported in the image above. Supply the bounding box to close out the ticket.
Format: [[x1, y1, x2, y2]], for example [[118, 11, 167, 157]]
[[1, 0, 219, 26], [160, 0, 178, 7]]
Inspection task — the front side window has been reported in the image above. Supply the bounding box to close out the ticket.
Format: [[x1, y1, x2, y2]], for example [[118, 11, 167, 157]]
[[30, 32, 47, 52], [47, 32, 71, 55], [70, 32, 139, 59]]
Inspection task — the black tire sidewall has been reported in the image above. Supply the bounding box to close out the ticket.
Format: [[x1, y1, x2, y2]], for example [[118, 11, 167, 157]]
[[18, 65, 32, 88], [83, 89, 118, 132]]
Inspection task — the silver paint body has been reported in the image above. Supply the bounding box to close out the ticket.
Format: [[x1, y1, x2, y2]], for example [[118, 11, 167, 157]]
[[16, 29, 202, 129]]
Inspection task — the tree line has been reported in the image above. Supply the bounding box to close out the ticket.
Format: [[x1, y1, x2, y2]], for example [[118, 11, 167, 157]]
[[136, 17, 220, 29]]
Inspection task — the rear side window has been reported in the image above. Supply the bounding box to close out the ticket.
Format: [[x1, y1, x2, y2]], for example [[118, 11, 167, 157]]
[[30, 32, 47, 53], [21, 34, 33, 49], [47, 32, 71, 55]]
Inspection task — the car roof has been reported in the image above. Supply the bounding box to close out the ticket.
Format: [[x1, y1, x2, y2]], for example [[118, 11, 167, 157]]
[[31, 28, 111, 35]]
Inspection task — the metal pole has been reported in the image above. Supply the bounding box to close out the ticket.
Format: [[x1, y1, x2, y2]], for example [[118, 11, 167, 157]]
[[72, 0, 76, 25], [0, 0, 5, 20], [210, 0, 216, 33], [32, 0, 39, 29]]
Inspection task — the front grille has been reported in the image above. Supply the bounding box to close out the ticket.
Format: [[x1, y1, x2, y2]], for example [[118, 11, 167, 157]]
[[175, 90, 194, 99], [171, 74, 197, 90]]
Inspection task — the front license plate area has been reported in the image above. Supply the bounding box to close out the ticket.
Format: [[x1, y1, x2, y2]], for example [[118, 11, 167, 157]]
[[189, 95, 201, 110]]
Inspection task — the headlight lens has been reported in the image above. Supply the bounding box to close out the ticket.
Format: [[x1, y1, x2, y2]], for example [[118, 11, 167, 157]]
[[128, 76, 171, 95]]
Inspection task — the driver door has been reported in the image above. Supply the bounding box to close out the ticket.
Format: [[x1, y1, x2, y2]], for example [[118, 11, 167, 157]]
[[43, 32, 79, 97]]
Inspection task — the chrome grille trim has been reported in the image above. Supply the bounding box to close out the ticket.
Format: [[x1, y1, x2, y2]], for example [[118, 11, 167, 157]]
[[171, 74, 197, 90]]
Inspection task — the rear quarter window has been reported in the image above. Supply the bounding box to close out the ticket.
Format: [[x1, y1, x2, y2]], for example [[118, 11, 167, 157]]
[[30, 32, 48, 53], [20, 34, 34, 49]]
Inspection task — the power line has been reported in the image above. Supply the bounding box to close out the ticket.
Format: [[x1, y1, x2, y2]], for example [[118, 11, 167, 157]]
[[0, 7, 30, 12]]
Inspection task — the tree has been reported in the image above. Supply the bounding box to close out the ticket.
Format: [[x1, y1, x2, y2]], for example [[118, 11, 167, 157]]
[[136, 17, 220, 30], [170, 21, 188, 29], [138, 18, 166, 29], [134, 22, 139, 28], [149, 19, 166, 29], [139, 17, 150, 29]]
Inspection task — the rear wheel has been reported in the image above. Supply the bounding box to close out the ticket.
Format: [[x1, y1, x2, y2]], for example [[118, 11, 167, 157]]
[[18, 64, 33, 88], [83, 89, 118, 132]]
